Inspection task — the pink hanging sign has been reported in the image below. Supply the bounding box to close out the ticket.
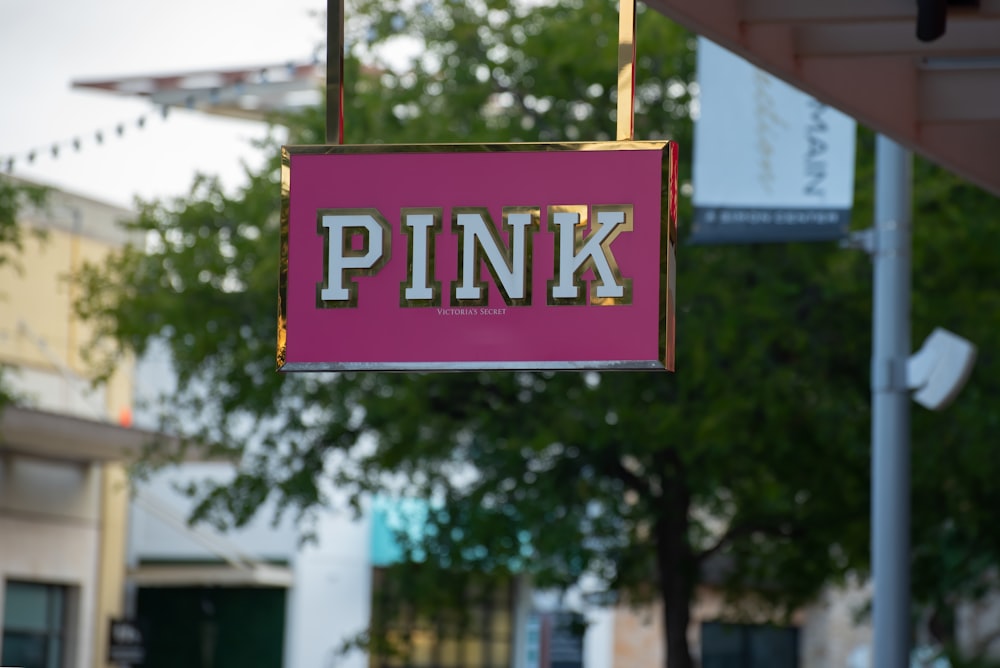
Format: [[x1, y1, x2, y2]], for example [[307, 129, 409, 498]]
[[278, 141, 677, 371]]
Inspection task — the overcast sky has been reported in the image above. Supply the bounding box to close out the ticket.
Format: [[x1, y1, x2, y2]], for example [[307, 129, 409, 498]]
[[0, 0, 325, 208]]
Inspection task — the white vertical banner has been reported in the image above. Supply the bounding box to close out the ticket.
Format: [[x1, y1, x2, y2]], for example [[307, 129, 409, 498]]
[[692, 38, 857, 244]]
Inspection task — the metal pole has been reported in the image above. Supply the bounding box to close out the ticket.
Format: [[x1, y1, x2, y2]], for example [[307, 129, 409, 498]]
[[121, 482, 139, 668], [616, 0, 636, 141], [872, 134, 913, 668], [326, 0, 345, 144]]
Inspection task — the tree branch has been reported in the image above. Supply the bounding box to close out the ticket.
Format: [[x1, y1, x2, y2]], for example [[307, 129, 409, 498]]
[[600, 451, 656, 501], [695, 518, 802, 565]]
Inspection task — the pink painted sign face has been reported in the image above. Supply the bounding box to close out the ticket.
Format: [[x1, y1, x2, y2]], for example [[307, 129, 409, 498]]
[[278, 141, 677, 371]]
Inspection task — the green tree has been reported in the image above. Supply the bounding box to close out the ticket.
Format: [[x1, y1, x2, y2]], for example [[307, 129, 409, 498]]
[[905, 152, 1000, 662], [77, 1, 1000, 666]]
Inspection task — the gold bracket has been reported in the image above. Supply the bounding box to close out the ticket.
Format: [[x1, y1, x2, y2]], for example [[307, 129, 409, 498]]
[[327, 0, 345, 144], [617, 0, 637, 141]]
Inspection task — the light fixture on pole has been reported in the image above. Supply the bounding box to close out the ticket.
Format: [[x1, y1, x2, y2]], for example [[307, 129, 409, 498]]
[[907, 327, 976, 411]]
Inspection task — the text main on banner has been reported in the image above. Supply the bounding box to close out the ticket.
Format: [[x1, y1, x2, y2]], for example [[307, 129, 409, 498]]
[[692, 38, 856, 244], [278, 141, 678, 371]]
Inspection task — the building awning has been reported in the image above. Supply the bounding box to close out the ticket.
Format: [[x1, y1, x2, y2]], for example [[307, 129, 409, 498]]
[[130, 562, 293, 588], [0, 405, 158, 463], [73, 62, 324, 122], [646, 0, 1000, 196], [129, 486, 294, 589]]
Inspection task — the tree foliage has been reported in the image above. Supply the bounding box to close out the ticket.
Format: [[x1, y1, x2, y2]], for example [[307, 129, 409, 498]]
[[74, 1, 1000, 666], [906, 151, 1000, 657]]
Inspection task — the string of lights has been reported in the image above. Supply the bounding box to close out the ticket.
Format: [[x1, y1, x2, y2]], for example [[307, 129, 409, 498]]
[[1, 106, 172, 174]]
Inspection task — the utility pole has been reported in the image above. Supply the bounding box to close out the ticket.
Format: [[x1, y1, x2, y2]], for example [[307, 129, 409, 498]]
[[871, 134, 913, 668]]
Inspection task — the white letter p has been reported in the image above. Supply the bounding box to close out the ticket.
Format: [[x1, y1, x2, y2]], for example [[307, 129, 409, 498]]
[[317, 210, 391, 307]]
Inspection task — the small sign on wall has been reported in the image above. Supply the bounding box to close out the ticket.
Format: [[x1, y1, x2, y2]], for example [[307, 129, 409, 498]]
[[278, 141, 678, 371], [108, 618, 146, 666]]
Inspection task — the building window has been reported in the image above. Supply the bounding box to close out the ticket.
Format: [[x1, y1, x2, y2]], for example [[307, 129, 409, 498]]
[[369, 566, 515, 668], [526, 611, 585, 668], [2, 580, 68, 668], [701, 621, 798, 668]]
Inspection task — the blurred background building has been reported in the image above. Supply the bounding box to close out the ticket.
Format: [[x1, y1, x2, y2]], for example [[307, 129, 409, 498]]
[[0, 176, 145, 668]]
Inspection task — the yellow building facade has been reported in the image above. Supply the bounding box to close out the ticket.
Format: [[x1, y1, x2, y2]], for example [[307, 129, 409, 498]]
[[0, 177, 147, 668]]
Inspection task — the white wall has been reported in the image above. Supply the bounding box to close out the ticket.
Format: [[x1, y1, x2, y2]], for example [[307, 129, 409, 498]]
[[584, 607, 615, 668], [0, 455, 103, 668], [131, 463, 299, 563], [284, 505, 373, 668]]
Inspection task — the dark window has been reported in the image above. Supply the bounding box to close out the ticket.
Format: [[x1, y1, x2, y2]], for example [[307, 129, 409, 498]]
[[701, 621, 798, 668], [137, 586, 286, 668], [536, 612, 585, 668], [369, 566, 515, 668], [2, 580, 68, 668]]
